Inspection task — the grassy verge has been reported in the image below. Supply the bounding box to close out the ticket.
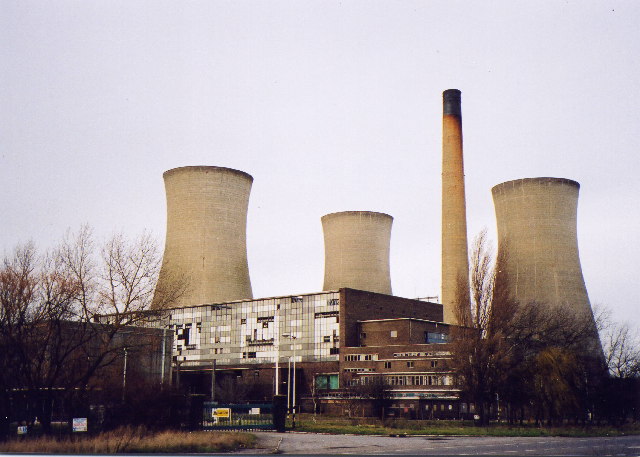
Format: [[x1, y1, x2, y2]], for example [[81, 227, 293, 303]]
[[0, 426, 256, 453], [291, 414, 640, 437]]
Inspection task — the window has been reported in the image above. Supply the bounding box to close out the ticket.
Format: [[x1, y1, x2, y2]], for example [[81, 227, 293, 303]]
[[360, 332, 366, 340], [323, 336, 331, 343], [407, 361, 414, 368], [363, 354, 373, 361], [330, 347, 340, 355], [262, 322, 269, 328], [426, 332, 449, 344], [431, 360, 438, 368], [241, 318, 246, 324], [328, 298, 339, 306], [242, 352, 256, 359], [316, 374, 339, 390], [390, 330, 397, 338], [384, 361, 392, 369]]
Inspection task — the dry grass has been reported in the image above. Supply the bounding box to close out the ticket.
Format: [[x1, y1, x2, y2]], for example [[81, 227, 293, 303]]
[[293, 414, 640, 437], [0, 426, 256, 453]]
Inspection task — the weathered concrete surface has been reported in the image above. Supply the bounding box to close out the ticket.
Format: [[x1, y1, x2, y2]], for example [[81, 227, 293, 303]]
[[492, 178, 593, 317], [322, 211, 393, 295], [153, 166, 253, 308], [240, 431, 640, 455], [441, 89, 470, 325]]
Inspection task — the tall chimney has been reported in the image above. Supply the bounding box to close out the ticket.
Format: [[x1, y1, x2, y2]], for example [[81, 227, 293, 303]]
[[441, 89, 470, 324]]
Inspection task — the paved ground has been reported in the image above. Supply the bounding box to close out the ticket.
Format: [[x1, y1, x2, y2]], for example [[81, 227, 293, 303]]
[[237, 431, 640, 456]]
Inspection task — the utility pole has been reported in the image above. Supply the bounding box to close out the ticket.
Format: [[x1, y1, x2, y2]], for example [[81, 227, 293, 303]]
[[211, 359, 217, 401]]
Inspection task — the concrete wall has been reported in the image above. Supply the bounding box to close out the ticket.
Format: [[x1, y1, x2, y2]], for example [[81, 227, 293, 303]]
[[441, 89, 470, 325], [322, 211, 393, 295], [154, 166, 253, 308], [492, 177, 593, 318]]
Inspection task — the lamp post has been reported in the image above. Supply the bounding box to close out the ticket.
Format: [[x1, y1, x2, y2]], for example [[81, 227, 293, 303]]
[[282, 333, 297, 429], [122, 347, 128, 402], [274, 308, 280, 396]]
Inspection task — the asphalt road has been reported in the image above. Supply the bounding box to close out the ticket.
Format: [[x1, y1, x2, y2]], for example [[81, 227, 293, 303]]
[[238, 431, 640, 456]]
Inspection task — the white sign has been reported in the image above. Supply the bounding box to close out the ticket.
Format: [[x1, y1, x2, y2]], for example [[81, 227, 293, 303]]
[[17, 426, 27, 435], [249, 407, 261, 415], [72, 417, 88, 432]]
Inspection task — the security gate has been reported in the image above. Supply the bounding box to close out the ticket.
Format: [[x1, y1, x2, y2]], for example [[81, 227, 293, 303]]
[[203, 402, 274, 430]]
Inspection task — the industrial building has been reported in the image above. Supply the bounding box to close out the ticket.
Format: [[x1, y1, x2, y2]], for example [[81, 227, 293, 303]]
[[141, 287, 459, 417]]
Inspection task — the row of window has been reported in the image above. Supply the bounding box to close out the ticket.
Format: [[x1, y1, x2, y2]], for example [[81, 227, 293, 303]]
[[359, 331, 448, 343], [393, 351, 450, 358], [344, 354, 376, 361], [344, 355, 438, 373], [381, 360, 437, 369], [358, 374, 451, 386]]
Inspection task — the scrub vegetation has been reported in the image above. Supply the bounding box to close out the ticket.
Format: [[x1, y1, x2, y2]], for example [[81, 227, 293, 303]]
[[0, 426, 255, 453]]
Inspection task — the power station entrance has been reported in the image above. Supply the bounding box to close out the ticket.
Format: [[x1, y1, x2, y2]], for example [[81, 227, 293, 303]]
[[202, 402, 274, 430]]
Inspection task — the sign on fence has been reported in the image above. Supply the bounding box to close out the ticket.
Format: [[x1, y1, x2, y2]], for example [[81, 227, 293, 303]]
[[203, 402, 273, 430], [72, 417, 88, 432], [212, 408, 231, 419]]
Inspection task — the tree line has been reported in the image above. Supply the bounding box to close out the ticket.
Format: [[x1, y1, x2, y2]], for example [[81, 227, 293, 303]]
[[451, 230, 639, 426], [0, 227, 186, 436]]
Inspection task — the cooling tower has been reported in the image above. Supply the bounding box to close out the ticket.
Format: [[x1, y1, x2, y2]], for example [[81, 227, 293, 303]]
[[492, 177, 594, 319], [322, 211, 392, 295], [153, 166, 253, 309], [441, 89, 470, 324]]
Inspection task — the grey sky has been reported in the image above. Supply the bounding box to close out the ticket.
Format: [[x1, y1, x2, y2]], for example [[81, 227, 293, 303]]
[[1, 1, 638, 325]]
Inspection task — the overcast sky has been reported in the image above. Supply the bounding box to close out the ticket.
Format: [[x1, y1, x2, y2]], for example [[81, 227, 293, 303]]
[[1, 1, 638, 326]]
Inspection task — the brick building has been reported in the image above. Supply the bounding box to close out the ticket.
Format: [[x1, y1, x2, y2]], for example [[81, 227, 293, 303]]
[[135, 287, 465, 417]]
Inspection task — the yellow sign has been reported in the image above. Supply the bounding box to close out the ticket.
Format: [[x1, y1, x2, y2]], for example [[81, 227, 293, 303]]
[[212, 408, 231, 418]]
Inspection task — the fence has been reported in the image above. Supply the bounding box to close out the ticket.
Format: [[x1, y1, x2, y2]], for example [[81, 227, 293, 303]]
[[202, 402, 274, 431]]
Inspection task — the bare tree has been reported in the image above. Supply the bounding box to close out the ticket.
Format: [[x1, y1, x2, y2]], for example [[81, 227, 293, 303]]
[[0, 227, 184, 434], [598, 311, 640, 379], [450, 229, 605, 425], [450, 229, 518, 425]]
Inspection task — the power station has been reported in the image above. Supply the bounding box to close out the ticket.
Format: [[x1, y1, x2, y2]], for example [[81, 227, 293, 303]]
[[139, 89, 601, 418]]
